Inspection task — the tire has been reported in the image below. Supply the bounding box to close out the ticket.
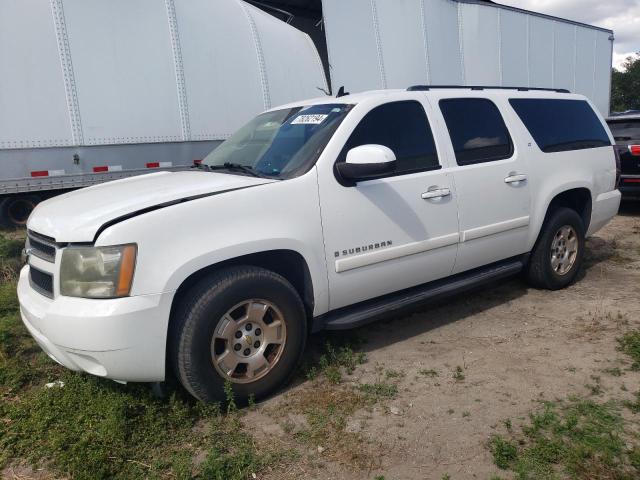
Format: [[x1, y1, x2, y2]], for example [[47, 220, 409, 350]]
[[0, 195, 40, 228], [170, 266, 307, 403], [525, 207, 585, 290]]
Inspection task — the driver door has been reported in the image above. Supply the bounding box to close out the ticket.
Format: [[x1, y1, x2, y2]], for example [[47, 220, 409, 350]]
[[316, 96, 460, 310]]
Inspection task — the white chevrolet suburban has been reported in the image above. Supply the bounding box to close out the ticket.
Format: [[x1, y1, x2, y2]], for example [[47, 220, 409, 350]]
[[18, 87, 621, 403]]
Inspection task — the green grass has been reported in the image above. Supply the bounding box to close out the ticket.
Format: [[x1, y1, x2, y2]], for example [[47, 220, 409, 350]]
[[489, 398, 639, 479], [503, 418, 512, 431], [0, 234, 23, 259], [623, 391, 640, 414], [0, 325, 282, 480], [358, 382, 398, 403], [604, 367, 624, 377], [490, 435, 518, 469], [304, 340, 366, 383], [618, 330, 640, 370], [384, 368, 404, 379]]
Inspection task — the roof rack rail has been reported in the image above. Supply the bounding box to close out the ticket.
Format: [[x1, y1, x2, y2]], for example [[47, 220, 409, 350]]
[[406, 85, 571, 93]]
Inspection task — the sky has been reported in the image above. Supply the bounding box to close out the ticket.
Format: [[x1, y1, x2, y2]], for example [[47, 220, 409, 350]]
[[498, 0, 639, 69]]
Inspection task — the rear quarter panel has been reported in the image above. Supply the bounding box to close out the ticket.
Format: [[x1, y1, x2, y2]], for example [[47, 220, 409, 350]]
[[507, 96, 617, 248]]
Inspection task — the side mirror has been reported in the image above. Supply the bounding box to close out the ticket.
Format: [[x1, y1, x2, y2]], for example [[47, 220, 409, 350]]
[[336, 144, 397, 182]]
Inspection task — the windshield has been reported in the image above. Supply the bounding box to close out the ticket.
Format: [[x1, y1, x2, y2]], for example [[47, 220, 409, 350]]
[[202, 103, 352, 178]]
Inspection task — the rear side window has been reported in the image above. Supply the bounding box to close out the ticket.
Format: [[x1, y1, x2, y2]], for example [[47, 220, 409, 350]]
[[607, 119, 640, 146], [341, 101, 439, 175], [510, 99, 611, 153], [439, 98, 513, 165]]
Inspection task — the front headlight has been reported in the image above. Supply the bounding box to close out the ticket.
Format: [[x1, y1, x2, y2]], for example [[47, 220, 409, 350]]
[[60, 244, 137, 298]]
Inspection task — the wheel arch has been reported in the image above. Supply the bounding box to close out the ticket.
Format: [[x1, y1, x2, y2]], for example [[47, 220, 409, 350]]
[[166, 249, 315, 361], [544, 187, 592, 231], [529, 186, 592, 251]]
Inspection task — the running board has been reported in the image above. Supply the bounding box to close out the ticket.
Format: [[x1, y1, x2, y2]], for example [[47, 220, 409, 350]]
[[316, 258, 525, 332]]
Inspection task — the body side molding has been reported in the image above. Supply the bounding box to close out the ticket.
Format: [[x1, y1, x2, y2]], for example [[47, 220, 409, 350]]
[[461, 215, 530, 242], [334, 232, 459, 273]]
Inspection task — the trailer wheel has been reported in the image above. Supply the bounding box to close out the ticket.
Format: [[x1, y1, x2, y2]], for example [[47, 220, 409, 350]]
[[0, 195, 40, 228]]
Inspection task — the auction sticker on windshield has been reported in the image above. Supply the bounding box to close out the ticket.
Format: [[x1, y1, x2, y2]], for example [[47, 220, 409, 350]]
[[291, 114, 328, 125]]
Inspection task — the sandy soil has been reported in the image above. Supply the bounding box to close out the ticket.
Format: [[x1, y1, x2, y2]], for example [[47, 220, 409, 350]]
[[249, 202, 640, 480]]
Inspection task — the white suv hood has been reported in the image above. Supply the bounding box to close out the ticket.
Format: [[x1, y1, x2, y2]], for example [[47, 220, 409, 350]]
[[28, 171, 275, 242]]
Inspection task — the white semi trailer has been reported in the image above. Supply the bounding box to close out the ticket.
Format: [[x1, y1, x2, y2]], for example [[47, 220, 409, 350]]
[[322, 0, 614, 116], [0, 0, 614, 226], [0, 0, 327, 225]]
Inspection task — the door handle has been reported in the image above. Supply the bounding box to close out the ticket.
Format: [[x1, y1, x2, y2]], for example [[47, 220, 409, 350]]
[[421, 188, 451, 199], [504, 173, 527, 184]]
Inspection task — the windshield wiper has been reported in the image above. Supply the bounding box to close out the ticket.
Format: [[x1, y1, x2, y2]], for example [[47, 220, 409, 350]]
[[208, 163, 263, 178]]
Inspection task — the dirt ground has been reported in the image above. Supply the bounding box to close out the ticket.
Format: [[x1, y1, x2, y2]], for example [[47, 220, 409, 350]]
[[246, 202, 640, 480]]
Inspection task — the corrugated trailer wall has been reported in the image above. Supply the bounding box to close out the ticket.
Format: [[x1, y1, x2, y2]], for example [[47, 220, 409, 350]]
[[0, 0, 328, 201], [0, 0, 328, 152], [322, 0, 613, 115]]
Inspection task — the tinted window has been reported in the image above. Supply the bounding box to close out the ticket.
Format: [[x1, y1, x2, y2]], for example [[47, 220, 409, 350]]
[[439, 98, 513, 165], [341, 101, 439, 175], [607, 119, 640, 145], [510, 99, 611, 153]]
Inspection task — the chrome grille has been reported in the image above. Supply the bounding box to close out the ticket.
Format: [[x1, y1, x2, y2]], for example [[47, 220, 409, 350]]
[[27, 230, 57, 263], [29, 266, 54, 298]]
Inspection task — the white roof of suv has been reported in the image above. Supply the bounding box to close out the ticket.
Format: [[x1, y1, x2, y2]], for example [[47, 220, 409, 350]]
[[273, 86, 586, 111]]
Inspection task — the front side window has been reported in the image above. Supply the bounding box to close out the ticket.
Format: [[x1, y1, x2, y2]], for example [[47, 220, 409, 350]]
[[509, 99, 611, 153], [202, 104, 351, 178], [339, 101, 440, 176], [439, 98, 513, 165]]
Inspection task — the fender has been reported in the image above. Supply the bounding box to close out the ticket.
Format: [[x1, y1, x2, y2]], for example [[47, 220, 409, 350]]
[[94, 170, 330, 316], [163, 238, 326, 312], [528, 179, 593, 249]]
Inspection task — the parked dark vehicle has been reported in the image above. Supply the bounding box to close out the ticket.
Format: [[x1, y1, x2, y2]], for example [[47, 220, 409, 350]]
[[608, 114, 640, 197]]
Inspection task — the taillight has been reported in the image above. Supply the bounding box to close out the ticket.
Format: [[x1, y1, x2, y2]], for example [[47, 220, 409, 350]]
[[613, 146, 621, 188], [629, 145, 640, 156]]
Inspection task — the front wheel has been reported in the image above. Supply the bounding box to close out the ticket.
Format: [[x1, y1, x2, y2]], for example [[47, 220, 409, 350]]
[[524, 207, 585, 290], [170, 266, 307, 403]]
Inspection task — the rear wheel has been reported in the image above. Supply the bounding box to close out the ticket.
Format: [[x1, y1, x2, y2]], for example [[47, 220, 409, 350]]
[[0, 195, 40, 227], [170, 266, 307, 403], [525, 207, 585, 290]]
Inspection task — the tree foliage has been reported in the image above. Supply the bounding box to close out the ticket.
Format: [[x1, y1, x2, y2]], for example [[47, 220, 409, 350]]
[[611, 53, 640, 113]]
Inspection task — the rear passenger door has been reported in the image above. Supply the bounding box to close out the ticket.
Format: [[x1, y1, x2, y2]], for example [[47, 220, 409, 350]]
[[433, 96, 531, 274]]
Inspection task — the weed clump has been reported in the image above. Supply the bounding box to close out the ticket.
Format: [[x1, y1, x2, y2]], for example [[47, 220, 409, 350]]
[[618, 330, 640, 370]]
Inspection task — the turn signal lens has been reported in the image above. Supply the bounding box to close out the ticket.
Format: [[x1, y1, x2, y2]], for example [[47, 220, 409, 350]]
[[116, 245, 136, 296]]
